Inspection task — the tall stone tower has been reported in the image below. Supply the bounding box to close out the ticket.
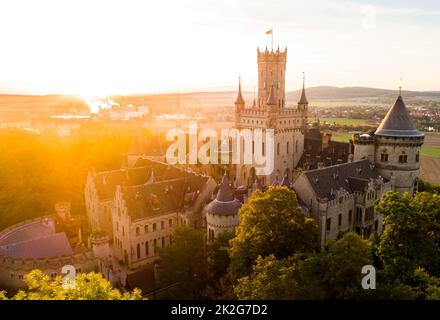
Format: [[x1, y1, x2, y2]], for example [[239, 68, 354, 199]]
[[374, 91, 424, 195], [235, 46, 308, 187], [353, 89, 424, 196]]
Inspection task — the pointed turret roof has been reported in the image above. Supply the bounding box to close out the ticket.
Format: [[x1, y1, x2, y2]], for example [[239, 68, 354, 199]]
[[216, 173, 234, 201], [266, 85, 276, 105], [235, 77, 245, 105], [375, 94, 423, 137], [206, 172, 242, 216], [298, 73, 308, 105]]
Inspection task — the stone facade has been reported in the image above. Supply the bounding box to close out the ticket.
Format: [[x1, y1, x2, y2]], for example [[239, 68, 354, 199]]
[[235, 47, 307, 187]]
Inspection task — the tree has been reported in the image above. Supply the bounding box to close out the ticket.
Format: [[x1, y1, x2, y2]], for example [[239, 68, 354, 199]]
[[229, 187, 318, 280], [2, 270, 141, 300], [157, 226, 207, 298], [376, 192, 440, 283], [319, 232, 373, 299], [234, 254, 324, 300], [234, 233, 373, 300]]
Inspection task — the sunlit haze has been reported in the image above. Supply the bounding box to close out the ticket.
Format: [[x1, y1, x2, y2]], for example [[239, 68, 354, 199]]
[[0, 0, 439, 96]]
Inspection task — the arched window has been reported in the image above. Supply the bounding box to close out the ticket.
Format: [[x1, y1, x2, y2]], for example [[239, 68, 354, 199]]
[[145, 242, 149, 256], [136, 244, 141, 259]]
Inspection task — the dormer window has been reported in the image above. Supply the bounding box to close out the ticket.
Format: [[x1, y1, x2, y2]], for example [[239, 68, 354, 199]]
[[151, 194, 160, 210]]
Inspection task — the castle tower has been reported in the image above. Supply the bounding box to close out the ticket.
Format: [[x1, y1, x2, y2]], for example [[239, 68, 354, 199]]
[[235, 45, 307, 187], [373, 89, 424, 195], [257, 47, 287, 108], [206, 173, 242, 242]]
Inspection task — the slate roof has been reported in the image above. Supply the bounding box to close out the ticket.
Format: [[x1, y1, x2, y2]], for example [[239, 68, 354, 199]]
[[300, 159, 386, 199], [235, 79, 245, 105], [0, 232, 73, 259], [298, 82, 308, 105], [297, 129, 349, 170], [375, 95, 424, 137], [122, 171, 209, 221], [207, 174, 242, 216], [92, 159, 183, 200]]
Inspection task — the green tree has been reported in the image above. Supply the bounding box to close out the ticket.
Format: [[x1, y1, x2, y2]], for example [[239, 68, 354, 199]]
[[229, 187, 318, 280], [3, 270, 141, 300], [376, 192, 440, 283], [234, 233, 373, 300], [157, 226, 207, 298]]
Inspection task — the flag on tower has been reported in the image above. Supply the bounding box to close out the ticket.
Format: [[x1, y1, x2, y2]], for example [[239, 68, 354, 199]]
[[266, 28, 273, 35]]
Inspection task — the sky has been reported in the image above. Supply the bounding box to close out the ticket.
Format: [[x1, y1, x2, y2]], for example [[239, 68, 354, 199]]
[[0, 0, 439, 97]]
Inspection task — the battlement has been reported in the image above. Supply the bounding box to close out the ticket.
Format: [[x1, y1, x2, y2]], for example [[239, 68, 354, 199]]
[[0, 250, 94, 270], [257, 47, 287, 62]]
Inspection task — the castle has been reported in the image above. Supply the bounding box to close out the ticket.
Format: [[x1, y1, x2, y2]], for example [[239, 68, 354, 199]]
[[0, 40, 425, 294], [207, 43, 424, 247]]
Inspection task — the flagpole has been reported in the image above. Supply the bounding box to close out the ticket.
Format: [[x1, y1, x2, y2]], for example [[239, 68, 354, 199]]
[[271, 30, 273, 51]]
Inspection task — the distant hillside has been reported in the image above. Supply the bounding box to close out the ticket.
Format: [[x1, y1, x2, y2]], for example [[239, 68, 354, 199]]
[[114, 86, 440, 109], [286, 86, 440, 101], [1, 86, 439, 114]]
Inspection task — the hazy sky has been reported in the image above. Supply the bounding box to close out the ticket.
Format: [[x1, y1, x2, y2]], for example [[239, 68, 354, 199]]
[[0, 0, 439, 96]]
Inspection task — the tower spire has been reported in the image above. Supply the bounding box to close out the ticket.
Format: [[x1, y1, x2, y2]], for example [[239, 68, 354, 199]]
[[399, 76, 403, 96], [235, 75, 245, 106], [298, 72, 308, 105]]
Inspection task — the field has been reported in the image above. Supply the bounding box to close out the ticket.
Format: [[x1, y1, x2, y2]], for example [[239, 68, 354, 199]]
[[319, 117, 379, 126], [330, 131, 440, 183]]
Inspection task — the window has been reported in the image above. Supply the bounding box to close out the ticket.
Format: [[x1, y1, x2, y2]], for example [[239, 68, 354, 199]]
[[399, 153, 408, 163], [136, 244, 141, 259], [339, 197, 343, 204], [338, 214, 342, 226], [355, 207, 362, 222], [162, 237, 165, 248], [416, 153, 420, 163], [136, 227, 140, 236], [122, 226, 125, 236], [380, 152, 388, 162], [262, 142, 265, 156], [287, 141, 290, 154], [326, 218, 331, 231], [145, 242, 149, 256], [277, 143, 280, 156], [169, 219, 173, 228], [144, 225, 148, 234], [161, 221, 165, 230], [153, 223, 157, 232]]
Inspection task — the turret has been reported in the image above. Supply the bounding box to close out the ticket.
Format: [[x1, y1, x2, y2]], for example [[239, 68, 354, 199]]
[[373, 87, 424, 196], [235, 76, 245, 111], [298, 72, 308, 111]]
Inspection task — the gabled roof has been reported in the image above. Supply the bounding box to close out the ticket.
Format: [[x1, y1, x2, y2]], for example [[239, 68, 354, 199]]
[[297, 159, 386, 199], [375, 95, 424, 137]]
